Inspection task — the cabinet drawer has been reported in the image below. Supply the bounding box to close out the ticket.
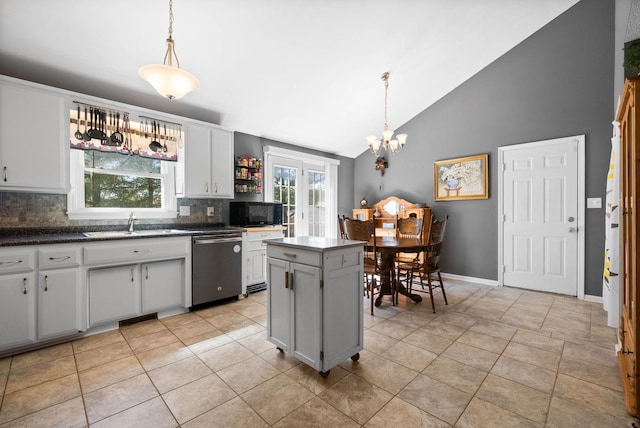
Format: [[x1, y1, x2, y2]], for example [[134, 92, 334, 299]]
[[0, 251, 35, 274], [84, 237, 189, 266], [267, 246, 321, 267], [39, 247, 80, 269]]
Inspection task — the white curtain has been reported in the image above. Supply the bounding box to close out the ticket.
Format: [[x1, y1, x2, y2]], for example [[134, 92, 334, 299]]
[[603, 121, 621, 328]]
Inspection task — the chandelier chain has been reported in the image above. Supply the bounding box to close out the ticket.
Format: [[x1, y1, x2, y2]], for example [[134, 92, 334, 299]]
[[383, 74, 389, 129], [168, 0, 174, 39]]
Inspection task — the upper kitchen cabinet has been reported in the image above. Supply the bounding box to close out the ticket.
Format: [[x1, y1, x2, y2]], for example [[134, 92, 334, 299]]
[[0, 77, 69, 193], [179, 122, 234, 198]]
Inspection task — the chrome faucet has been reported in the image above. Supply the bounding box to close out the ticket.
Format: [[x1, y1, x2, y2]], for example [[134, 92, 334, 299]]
[[127, 211, 136, 233]]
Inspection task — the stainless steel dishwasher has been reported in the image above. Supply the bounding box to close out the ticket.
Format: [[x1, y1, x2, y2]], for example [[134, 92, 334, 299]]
[[192, 233, 243, 307]]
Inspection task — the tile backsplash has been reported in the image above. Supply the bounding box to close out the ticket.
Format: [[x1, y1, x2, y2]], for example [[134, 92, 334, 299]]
[[0, 191, 223, 229]]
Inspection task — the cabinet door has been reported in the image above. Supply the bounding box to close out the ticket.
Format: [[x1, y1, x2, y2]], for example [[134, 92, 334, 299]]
[[183, 123, 212, 196], [89, 265, 140, 326], [0, 81, 68, 192], [0, 273, 36, 350], [290, 262, 321, 369], [141, 259, 184, 313], [210, 128, 234, 198], [38, 269, 82, 340], [266, 257, 289, 351], [247, 249, 266, 286]]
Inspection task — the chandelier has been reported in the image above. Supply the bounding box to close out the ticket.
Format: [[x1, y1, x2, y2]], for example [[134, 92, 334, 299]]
[[139, 0, 199, 100], [366, 72, 407, 156]]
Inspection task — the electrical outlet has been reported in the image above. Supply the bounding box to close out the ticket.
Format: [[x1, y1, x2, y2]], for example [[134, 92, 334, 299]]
[[587, 198, 602, 209], [179, 206, 190, 216], [207, 207, 214, 216]]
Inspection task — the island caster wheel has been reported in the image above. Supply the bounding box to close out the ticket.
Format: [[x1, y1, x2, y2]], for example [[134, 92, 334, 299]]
[[350, 353, 360, 361], [243, 293, 249, 298], [276, 347, 283, 353], [320, 370, 330, 378]]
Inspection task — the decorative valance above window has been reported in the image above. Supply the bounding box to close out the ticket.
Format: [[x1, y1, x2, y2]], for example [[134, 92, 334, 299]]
[[69, 102, 182, 162]]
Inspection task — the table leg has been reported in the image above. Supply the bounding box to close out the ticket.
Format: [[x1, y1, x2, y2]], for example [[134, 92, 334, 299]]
[[375, 251, 422, 306]]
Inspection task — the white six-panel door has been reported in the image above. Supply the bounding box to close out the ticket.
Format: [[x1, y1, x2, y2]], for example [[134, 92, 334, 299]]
[[499, 135, 584, 296]]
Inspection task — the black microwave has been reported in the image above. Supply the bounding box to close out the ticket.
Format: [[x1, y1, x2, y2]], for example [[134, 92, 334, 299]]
[[229, 202, 283, 226]]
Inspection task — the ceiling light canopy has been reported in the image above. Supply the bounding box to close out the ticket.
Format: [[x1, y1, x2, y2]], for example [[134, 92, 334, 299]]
[[367, 72, 407, 156], [139, 0, 199, 101]]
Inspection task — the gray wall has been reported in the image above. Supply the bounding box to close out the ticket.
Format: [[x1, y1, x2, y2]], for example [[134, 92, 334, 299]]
[[354, 0, 614, 296]]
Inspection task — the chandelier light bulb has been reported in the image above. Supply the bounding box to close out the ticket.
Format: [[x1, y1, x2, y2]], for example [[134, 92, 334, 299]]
[[366, 72, 407, 156]]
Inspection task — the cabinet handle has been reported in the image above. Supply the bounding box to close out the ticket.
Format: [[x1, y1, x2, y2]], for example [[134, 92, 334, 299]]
[[289, 272, 294, 291], [214, 182, 218, 193], [0, 259, 23, 266], [146, 266, 149, 280], [44, 275, 49, 291], [49, 256, 71, 261], [285, 271, 289, 289], [131, 269, 134, 282], [282, 252, 297, 258], [133, 249, 150, 254], [23, 277, 27, 294], [205, 182, 209, 193], [3, 166, 6, 182]]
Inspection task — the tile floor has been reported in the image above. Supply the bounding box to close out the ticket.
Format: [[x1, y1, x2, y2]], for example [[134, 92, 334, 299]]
[[0, 279, 637, 427]]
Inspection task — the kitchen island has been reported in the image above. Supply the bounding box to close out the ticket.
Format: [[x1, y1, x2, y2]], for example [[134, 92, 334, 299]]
[[266, 237, 365, 376]]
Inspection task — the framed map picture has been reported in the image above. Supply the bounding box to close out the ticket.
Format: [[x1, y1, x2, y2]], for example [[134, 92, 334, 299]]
[[434, 154, 488, 201]]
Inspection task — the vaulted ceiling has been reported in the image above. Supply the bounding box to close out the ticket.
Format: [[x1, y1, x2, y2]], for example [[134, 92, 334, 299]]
[[0, 0, 581, 157]]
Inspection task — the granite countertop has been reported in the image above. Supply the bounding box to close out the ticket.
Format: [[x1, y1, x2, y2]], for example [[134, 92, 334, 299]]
[[266, 236, 366, 251], [0, 224, 246, 247]]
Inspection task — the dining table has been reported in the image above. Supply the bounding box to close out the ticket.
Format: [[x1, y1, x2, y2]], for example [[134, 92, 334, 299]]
[[367, 236, 432, 306]]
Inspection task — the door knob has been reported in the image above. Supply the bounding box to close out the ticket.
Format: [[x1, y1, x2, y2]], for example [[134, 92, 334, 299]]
[[568, 216, 575, 222], [569, 227, 576, 233]]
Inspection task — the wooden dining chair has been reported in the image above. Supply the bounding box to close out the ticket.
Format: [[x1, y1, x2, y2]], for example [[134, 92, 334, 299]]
[[401, 215, 448, 313], [395, 215, 426, 301], [338, 214, 347, 239]]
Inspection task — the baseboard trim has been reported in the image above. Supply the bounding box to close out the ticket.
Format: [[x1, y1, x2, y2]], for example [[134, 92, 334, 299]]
[[440, 272, 498, 286], [583, 294, 603, 303]]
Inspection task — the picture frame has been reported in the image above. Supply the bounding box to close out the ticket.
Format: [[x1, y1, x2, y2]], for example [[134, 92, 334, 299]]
[[434, 154, 488, 201]]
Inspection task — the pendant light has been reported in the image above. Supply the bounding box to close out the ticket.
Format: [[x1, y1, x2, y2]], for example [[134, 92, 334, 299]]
[[139, 0, 199, 100], [366, 72, 407, 156]]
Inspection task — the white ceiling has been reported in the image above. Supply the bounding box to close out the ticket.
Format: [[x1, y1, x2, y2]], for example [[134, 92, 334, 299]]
[[0, 0, 579, 158]]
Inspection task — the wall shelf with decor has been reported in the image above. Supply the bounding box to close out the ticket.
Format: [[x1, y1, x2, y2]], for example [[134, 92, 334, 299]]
[[234, 155, 263, 194]]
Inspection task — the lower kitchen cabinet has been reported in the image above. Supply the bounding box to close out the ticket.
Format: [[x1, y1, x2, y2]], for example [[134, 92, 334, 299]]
[[89, 265, 141, 326], [37, 269, 82, 340], [141, 259, 184, 313], [242, 227, 284, 294], [266, 237, 364, 376], [0, 273, 36, 350]]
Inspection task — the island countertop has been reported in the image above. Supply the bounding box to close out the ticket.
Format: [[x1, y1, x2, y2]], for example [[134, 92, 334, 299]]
[[265, 236, 366, 251]]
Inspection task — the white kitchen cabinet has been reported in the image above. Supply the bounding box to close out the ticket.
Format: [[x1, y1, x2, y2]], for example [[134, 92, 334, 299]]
[[242, 227, 284, 295], [0, 77, 69, 193], [266, 237, 364, 376], [0, 273, 36, 350], [141, 259, 184, 313], [89, 265, 141, 326], [37, 269, 82, 340], [181, 122, 234, 198]]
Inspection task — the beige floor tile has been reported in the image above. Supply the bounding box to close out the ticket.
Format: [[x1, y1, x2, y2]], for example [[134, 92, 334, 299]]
[[203, 311, 252, 331], [381, 341, 437, 372], [369, 319, 417, 340], [0, 371, 7, 401], [502, 341, 560, 370], [259, 348, 303, 372], [542, 314, 591, 337], [0, 357, 10, 374], [515, 292, 554, 306], [553, 373, 628, 420], [9, 343, 73, 370], [433, 312, 477, 329], [181, 396, 268, 428], [476, 374, 550, 424], [398, 373, 472, 425], [125, 328, 179, 353], [78, 355, 144, 393], [181, 330, 232, 354], [319, 373, 393, 425], [136, 341, 194, 371], [551, 297, 593, 314], [486, 286, 524, 300], [91, 396, 177, 428], [510, 301, 552, 315], [241, 373, 315, 424], [477, 295, 516, 308], [162, 373, 237, 424], [193, 302, 235, 319], [562, 339, 618, 368], [0, 373, 80, 424], [422, 356, 487, 394], [84, 373, 157, 424], [5, 355, 76, 394], [463, 307, 504, 321], [285, 362, 349, 395], [160, 312, 202, 329], [491, 355, 556, 394], [388, 310, 435, 328], [363, 329, 400, 354], [198, 341, 254, 372], [548, 306, 592, 323], [423, 321, 466, 341], [216, 355, 280, 394], [0, 396, 86, 428], [120, 318, 168, 340], [468, 319, 517, 340], [456, 397, 542, 428], [559, 355, 622, 392], [546, 395, 632, 428], [169, 319, 218, 342], [354, 355, 418, 394], [511, 329, 564, 354], [72, 329, 125, 354], [456, 330, 509, 354], [224, 320, 265, 340], [364, 396, 451, 428], [442, 342, 499, 372], [274, 396, 360, 428], [74, 340, 133, 372], [234, 302, 267, 319], [402, 329, 453, 354], [499, 312, 544, 330], [148, 355, 212, 394], [236, 329, 272, 354], [363, 313, 386, 328]]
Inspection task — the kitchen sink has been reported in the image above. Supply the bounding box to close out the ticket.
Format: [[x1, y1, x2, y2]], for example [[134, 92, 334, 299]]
[[82, 229, 190, 238]]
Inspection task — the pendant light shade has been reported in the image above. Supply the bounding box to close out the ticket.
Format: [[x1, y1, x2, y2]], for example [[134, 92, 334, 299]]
[[139, 0, 199, 100], [367, 72, 407, 156]]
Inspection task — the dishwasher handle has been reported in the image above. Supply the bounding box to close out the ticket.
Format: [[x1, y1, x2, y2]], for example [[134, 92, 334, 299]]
[[194, 237, 242, 244]]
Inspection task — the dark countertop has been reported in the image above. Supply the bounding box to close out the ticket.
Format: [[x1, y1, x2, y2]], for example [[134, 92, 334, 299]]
[[0, 224, 245, 247]]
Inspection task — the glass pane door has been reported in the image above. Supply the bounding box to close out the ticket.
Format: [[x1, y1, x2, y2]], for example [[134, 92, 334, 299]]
[[273, 165, 297, 237], [307, 170, 326, 237]]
